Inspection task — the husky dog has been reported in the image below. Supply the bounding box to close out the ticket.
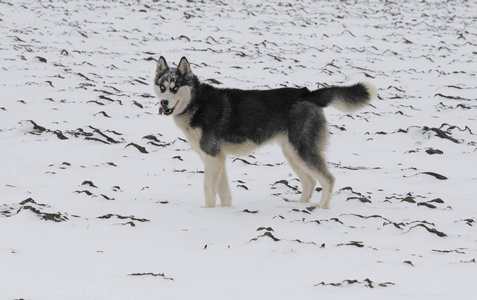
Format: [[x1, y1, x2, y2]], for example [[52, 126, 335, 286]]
[[154, 56, 376, 208]]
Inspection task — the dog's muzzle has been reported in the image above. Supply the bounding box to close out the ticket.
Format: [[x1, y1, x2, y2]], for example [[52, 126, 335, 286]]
[[159, 100, 174, 115]]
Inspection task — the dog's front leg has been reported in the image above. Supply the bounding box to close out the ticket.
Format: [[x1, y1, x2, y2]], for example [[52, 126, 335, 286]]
[[218, 165, 232, 207], [203, 153, 226, 208]]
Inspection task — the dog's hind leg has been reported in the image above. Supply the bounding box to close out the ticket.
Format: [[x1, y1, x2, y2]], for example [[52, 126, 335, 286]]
[[203, 153, 226, 208], [286, 104, 336, 208], [218, 164, 232, 207], [281, 144, 316, 203]]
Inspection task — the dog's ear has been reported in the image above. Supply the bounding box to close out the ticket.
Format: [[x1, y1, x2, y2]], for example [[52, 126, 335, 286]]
[[156, 56, 169, 75], [177, 57, 193, 78]]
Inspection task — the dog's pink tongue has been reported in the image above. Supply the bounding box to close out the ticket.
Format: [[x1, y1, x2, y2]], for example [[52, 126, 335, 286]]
[[159, 107, 164, 115]]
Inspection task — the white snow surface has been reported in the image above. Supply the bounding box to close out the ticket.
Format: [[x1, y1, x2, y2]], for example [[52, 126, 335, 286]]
[[1, 0, 477, 299]]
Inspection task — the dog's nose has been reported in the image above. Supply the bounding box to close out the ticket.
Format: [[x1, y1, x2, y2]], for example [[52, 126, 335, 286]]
[[161, 100, 169, 107]]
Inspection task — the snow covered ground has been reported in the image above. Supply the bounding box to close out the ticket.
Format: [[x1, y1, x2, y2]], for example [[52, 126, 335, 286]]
[[1, 0, 476, 299]]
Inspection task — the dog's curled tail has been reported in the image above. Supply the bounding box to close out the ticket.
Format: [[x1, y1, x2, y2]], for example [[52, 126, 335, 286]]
[[310, 82, 377, 112]]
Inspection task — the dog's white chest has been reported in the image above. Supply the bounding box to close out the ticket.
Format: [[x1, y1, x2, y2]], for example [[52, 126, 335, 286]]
[[173, 114, 202, 153]]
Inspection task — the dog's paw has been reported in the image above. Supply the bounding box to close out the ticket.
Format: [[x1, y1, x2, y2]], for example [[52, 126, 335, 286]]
[[319, 203, 330, 209], [309, 202, 330, 209], [219, 197, 232, 207]]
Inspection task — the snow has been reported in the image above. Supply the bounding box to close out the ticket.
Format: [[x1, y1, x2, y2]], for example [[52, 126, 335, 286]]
[[1, 0, 477, 299]]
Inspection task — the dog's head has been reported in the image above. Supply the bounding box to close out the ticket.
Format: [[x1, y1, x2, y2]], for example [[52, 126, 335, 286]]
[[154, 56, 194, 116]]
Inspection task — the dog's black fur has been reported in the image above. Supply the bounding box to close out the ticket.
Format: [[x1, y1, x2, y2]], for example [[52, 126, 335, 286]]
[[163, 75, 371, 160]]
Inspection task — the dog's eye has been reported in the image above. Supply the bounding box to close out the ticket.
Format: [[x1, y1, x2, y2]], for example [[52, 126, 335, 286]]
[[160, 85, 166, 92], [171, 86, 179, 93]]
